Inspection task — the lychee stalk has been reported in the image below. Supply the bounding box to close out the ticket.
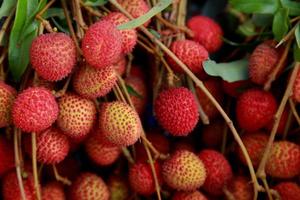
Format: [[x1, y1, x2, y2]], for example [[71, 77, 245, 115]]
[[282, 108, 293, 139], [289, 98, 300, 125], [52, 165, 72, 185], [31, 133, 41, 200]]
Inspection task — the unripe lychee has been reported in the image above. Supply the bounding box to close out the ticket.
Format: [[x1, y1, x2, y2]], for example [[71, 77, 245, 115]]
[[227, 176, 253, 200], [103, 12, 137, 53], [70, 173, 109, 200], [154, 87, 199, 136], [0, 136, 14, 177], [187, 15, 223, 53], [82, 20, 122, 69], [0, 81, 16, 128], [12, 87, 59, 133], [30, 33, 76, 81], [57, 94, 96, 139], [172, 191, 208, 200], [42, 182, 65, 200], [273, 182, 300, 200], [266, 141, 300, 178], [236, 89, 277, 131], [129, 162, 162, 195], [107, 176, 129, 200], [99, 101, 142, 146], [293, 70, 300, 103], [198, 149, 233, 196], [167, 40, 208, 77], [162, 150, 206, 191], [73, 63, 117, 99]]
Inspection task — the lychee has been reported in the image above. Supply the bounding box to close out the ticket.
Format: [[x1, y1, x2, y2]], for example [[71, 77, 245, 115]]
[[162, 150, 206, 191], [82, 20, 122, 69], [227, 176, 253, 200], [113, 56, 127, 76], [0, 81, 16, 128], [273, 182, 300, 200], [154, 87, 199, 136], [187, 15, 223, 53], [12, 87, 59, 133], [293, 69, 300, 103], [30, 33, 76, 81], [222, 80, 249, 98], [42, 182, 65, 200], [0, 136, 14, 177], [201, 120, 224, 148], [172, 191, 208, 200], [107, 176, 129, 200], [265, 107, 289, 135]]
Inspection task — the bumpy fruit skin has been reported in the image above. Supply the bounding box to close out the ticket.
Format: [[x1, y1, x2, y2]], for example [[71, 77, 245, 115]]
[[236, 89, 277, 131], [273, 182, 300, 200], [30, 33, 76, 81], [99, 101, 142, 146], [227, 176, 253, 200], [42, 182, 66, 200], [82, 20, 122, 69], [129, 162, 162, 195], [172, 191, 208, 200], [248, 42, 279, 85], [2, 171, 35, 200], [70, 173, 109, 200], [73, 63, 117, 99], [12, 87, 59, 133], [293, 70, 300, 103], [162, 150, 206, 191], [113, 57, 126, 76], [0, 81, 16, 128], [201, 120, 223, 148], [187, 16, 223, 53], [154, 87, 199, 136], [198, 150, 233, 196], [103, 12, 137, 53], [167, 40, 208, 77], [266, 141, 300, 178], [0, 136, 14, 177], [236, 132, 268, 168], [108, 176, 129, 200], [57, 94, 96, 139]]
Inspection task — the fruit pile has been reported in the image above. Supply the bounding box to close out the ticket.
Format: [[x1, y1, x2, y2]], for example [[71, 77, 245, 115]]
[[0, 0, 300, 200]]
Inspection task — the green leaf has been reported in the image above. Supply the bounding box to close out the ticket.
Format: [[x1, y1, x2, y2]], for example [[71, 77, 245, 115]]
[[0, 0, 17, 18], [229, 0, 279, 14], [281, 0, 300, 16], [293, 43, 300, 62], [126, 84, 143, 99], [272, 8, 289, 41], [295, 23, 300, 49], [251, 14, 273, 27], [44, 8, 65, 19], [203, 59, 249, 82], [117, 0, 172, 30], [237, 20, 257, 36], [84, 0, 108, 6]]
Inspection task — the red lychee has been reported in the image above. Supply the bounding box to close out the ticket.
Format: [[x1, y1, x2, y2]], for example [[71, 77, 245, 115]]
[[42, 182, 65, 200], [201, 120, 224, 148], [113, 56, 127, 76], [172, 191, 208, 200], [293, 69, 300, 103], [0, 81, 16, 128], [107, 176, 129, 200], [0, 136, 14, 177], [227, 176, 253, 200], [273, 182, 300, 200]]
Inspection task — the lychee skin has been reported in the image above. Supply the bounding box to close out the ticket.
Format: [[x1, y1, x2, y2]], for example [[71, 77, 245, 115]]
[[113, 56, 127, 76], [187, 15, 223, 53], [99, 101, 142, 146], [162, 150, 206, 191], [201, 120, 223, 148], [82, 20, 123, 69], [236, 89, 277, 131], [198, 149, 233, 196], [73, 63, 117, 99], [167, 40, 209, 77], [0, 81, 16, 128], [0, 136, 15, 177], [172, 191, 208, 200], [265, 107, 289, 135], [227, 176, 253, 200], [12, 87, 59, 133], [57, 94, 96, 139], [30, 33, 76, 81], [293, 70, 300, 103], [42, 182, 66, 200], [248, 42, 279, 85], [129, 162, 162, 195], [103, 12, 137, 54], [108, 176, 129, 200], [273, 182, 300, 200], [266, 141, 300, 178], [154, 87, 199, 136], [70, 173, 109, 200]]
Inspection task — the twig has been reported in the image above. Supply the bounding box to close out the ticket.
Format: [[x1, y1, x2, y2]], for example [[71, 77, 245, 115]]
[[35, 0, 56, 33], [125, 53, 134, 77], [31, 133, 41, 200], [52, 165, 72, 185], [72, 0, 87, 39], [0, 10, 14, 44], [53, 75, 72, 97], [276, 23, 298, 48], [156, 15, 193, 37], [261, 177, 273, 200], [122, 147, 135, 164], [80, 0, 102, 17], [137, 40, 155, 54], [289, 98, 300, 125], [282, 109, 293, 140]]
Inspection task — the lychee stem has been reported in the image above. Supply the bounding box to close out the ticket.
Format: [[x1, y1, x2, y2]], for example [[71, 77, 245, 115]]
[[53, 75, 72, 97], [156, 15, 193, 37], [31, 133, 41, 200], [80, 1, 102, 17], [288, 98, 300, 126], [52, 165, 72, 185], [72, 0, 87, 39], [256, 63, 300, 193], [0, 49, 8, 81], [122, 147, 135, 164], [261, 176, 273, 200], [282, 108, 293, 140], [276, 22, 299, 48], [125, 53, 134, 77], [223, 187, 235, 200]]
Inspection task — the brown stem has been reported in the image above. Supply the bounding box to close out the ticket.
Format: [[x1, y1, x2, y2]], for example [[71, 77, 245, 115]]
[[52, 165, 72, 185], [72, 0, 86, 39], [125, 53, 133, 77], [53, 75, 72, 97], [289, 98, 300, 125], [156, 15, 193, 37], [31, 133, 41, 200], [80, 0, 102, 17], [137, 40, 156, 54], [282, 109, 293, 140], [261, 177, 273, 200], [276, 23, 298, 48], [122, 147, 135, 164]]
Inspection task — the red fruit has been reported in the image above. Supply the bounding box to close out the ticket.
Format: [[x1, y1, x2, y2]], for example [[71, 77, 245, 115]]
[[12, 87, 59, 133], [293, 70, 300, 103], [222, 80, 249, 98], [30, 33, 76, 81], [103, 12, 137, 53], [266, 141, 300, 178], [57, 94, 96, 139], [172, 191, 208, 200], [0, 81, 16, 128], [70, 173, 109, 200], [236, 89, 277, 131], [73, 63, 117, 99], [265, 107, 289, 135], [154, 87, 199, 136], [196, 79, 224, 120], [227, 176, 253, 200], [167, 40, 208, 77], [236, 132, 268, 168], [2, 171, 35, 200], [198, 149, 233, 196], [248, 42, 279, 85], [82, 20, 122, 69], [99, 101, 142, 146], [42, 182, 65, 200], [0, 136, 14, 177], [107, 176, 129, 200], [172, 139, 195, 153], [201, 120, 223, 148], [187, 15, 223, 53], [129, 162, 162, 195], [113, 56, 126, 76], [162, 150, 206, 191], [273, 182, 300, 200]]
